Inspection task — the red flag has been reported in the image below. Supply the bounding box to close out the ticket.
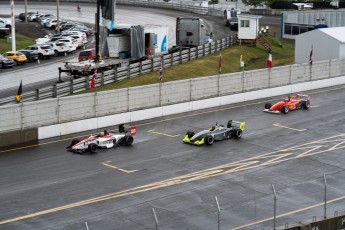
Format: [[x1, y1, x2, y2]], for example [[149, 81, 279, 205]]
[[159, 59, 163, 82], [267, 50, 272, 68], [90, 70, 97, 91], [309, 45, 313, 65], [218, 51, 222, 74]]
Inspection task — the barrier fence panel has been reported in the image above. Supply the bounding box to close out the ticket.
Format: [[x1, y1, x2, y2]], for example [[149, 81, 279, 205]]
[[58, 94, 95, 123], [312, 60, 331, 80], [96, 89, 129, 117], [270, 66, 290, 87], [290, 64, 310, 83], [161, 80, 191, 106], [243, 69, 270, 92], [128, 84, 161, 111], [22, 99, 59, 128], [219, 72, 243, 96], [191, 76, 219, 100], [0, 104, 22, 132]]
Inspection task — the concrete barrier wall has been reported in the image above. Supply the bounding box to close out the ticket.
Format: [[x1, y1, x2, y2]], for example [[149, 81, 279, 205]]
[[191, 76, 219, 100], [312, 60, 330, 80], [330, 59, 340, 77], [243, 69, 269, 91], [128, 84, 160, 110], [22, 99, 58, 128], [38, 75, 345, 139], [271, 66, 290, 87], [96, 89, 128, 116], [2, 60, 345, 137], [0, 128, 38, 148], [161, 80, 191, 105], [219, 72, 243, 95], [59, 94, 95, 122], [0, 104, 21, 132]]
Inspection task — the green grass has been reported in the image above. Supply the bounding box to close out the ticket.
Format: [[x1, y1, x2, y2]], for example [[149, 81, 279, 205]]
[[75, 33, 294, 95], [0, 34, 35, 54]]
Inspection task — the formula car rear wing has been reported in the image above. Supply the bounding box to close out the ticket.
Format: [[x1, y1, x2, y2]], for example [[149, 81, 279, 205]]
[[228, 120, 246, 131], [296, 93, 310, 101]]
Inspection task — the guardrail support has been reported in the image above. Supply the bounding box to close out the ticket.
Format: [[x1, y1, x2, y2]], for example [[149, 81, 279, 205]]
[[53, 84, 57, 98], [35, 89, 39, 101], [114, 66, 118, 82], [101, 70, 104, 86], [70, 79, 73, 94], [57, 67, 64, 83]]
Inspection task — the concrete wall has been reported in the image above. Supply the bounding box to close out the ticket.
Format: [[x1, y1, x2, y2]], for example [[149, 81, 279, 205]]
[[0, 128, 38, 148]]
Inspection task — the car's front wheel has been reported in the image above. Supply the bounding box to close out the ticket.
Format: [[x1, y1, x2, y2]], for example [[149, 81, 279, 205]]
[[205, 135, 214, 145], [265, 103, 272, 109], [88, 143, 98, 153], [186, 131, 195, 139], [302, 101, 310, 110]]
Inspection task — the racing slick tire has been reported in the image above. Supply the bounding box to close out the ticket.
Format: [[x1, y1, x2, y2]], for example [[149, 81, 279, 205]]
[[282, 106, 289, 114], [186, 131, 195, 138], [88, 143, 98, 153], [302, 101, 310, 110], [265, 103, 272, 109], [233, 130, 243, 139], [205, 135, 214, 145], [124, 135, 134, 146]]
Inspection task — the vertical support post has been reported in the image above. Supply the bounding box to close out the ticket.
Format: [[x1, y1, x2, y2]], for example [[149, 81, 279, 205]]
[[209, 42, 211, 55], [56, 0, 60, 33], [272, 184, 277, 230], [203, 44, 205, 57], [324, 174, 327, 219], [139, 61, 142, 74], [35, 89, 39, 101], [57, 97, 61, 123], [151, 58, 154, 71], [24, 0, 27, 23], [127, 64, 131, 79], [95, 0, 100, 62], [289, 65, 292, 85], [53, 84, 57, 98], [152, 208, 159, 230], [215, 196, 220, 230], [188, 48, 191, 61], [215, 40, 218, 52], [268, 68, 271, 88], [86, 75, 90, 90], [70, 79, 74, 94], [94, 92, 98, 117], [20, 102, 24, 130], [179, 49, 182, 64], [101, 70, 104, 85], [114, 66, 118, 82], [10, 0, 16, 51], [170, 53, 173, 67]]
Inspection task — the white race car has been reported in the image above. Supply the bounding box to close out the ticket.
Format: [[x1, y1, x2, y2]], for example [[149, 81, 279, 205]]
[[66, 124, 136, 154]]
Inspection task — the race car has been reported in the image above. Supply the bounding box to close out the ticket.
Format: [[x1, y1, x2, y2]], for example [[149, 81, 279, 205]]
[[66, 124, 136, 154], [183, 120, 245, 146], [263, 94, 310, 114]]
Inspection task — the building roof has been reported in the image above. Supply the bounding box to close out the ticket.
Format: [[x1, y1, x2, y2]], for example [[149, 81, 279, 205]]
[[237, 15, 262, 19], [319, 27, 345, 43], [293, 3, 312, 8]]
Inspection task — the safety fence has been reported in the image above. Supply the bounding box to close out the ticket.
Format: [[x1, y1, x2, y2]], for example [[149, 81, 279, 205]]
[[0, 37, 234, 107], [1, 58, 344, 134]]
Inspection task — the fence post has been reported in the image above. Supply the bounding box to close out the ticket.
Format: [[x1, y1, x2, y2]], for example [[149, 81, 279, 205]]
[[57, 97, 61, 123], [35, 89, 39, 101], [209, 42, 211, 55], [86, 75, 90, 90], [188, 48, 191, 61], [127, 64, 131, 79], [220, 38, 223, 51], [215, 40, 218, 52], [101, 70, 104, 86], [139, 60, 142, 75], [53, 84, 57, 98], [94, 92, 98, 117], [196, 46, 199, 59], [179, 49, 182, 64], [114, 66, 118, 82], [203, 44, 205, 57], [70, 79, 74, 94], [151, 58, 154, 72], [289, 65, 292, 85], [170, 53, 173, 67]]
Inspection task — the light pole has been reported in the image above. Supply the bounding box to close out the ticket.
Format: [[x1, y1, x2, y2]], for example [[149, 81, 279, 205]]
[[272, 184, 277, 230], [95, 0, 100, 62], [24, 0, 27, 23], [10, 0, 16, 51], [56, 0, 60, 33]]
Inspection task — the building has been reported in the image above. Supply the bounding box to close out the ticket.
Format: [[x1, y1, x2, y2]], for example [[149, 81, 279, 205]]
[[295, 27, 345, 64], [237, 15, 262, 41], [282, 10, 345, 39]]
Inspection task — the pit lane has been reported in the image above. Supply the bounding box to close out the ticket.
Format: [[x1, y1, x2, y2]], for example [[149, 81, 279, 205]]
[[0, 85, 344, 229]]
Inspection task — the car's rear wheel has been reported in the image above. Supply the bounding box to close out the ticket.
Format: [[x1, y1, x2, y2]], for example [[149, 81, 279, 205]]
[[54, 50, 59, 57], [282, 106, 289, 114], [205, 135, 214, 145], [302, 101, 310, 110], [233, 130, 243, 139], [265, 103, 272, 109], [14, 60, 18, 66], [88, 143, 98, 153], [125, 135, 134, 146]]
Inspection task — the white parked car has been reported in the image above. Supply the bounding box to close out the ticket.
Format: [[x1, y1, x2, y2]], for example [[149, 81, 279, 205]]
[[70, 35, 86, 48], [45, 41, 69, 56], [28, 13, 39, 22], [23, 44, 54, 59], [56, 38, 78, 52], [61, 30, 87, 40], [46, 19, 64, 30], [36, 35, 51, 44]]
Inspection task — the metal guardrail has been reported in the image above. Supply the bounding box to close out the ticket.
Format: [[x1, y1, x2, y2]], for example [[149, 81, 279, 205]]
[[0, 37, 233, 106]]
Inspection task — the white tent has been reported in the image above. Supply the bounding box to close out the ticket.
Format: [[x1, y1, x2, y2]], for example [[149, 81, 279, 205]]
[[295, 27, 345, 64]]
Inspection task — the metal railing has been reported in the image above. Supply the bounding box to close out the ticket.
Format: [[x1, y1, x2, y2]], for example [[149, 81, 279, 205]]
[[0, 37, 234, 106]]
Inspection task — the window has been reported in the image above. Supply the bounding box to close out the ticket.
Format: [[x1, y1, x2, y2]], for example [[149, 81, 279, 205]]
[[284, 23, 292, 35], [240, 20, 250, 28]]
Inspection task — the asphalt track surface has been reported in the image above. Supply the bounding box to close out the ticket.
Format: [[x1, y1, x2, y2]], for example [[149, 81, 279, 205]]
[[0, 1, 281, 98], [0, 85, 345, 229]]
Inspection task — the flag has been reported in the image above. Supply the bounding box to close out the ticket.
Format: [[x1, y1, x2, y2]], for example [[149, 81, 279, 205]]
[[90, 70, 96, 91], [15, 80, 22, 103], [309, 45, 313, 65], [267, 49, 272, 68], [159, 59, 163, 82], [218, 51, 222, 74]]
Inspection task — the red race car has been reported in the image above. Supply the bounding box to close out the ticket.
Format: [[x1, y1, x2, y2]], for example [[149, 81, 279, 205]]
[[263, 94, 310, 114]]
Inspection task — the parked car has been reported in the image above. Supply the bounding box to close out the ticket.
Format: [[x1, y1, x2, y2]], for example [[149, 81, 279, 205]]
[[46, 19, 64, 30], [56, 38, 78, 52], [28, 13, 41, 22], [0, 54, 15, 68], [70, 35, 86, 48], [18, 12, 37, 21], [78, 48, 95, 62], [229, 17, 238, 31], [18, 50, 38, 62], [3, 51, 27, 65], [45, 41, 69, 56], [23, 45, 54, 59], [0, 18, 11, 31], [0, 28, 10, 38]]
